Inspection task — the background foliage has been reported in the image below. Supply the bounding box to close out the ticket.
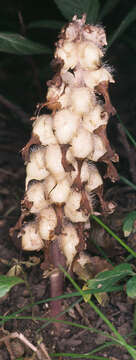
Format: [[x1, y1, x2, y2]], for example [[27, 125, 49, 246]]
[[0, 0, 136, 114]]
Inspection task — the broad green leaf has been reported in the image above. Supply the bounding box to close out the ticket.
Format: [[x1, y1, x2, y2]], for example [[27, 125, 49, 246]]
[[98, 0, 121, 20], [87, 0, 100, 24], [87, 263, 133, 293], [54, 0, 100, 23], [0, 33, 52, 55], [28, 20, 65, 30], [126, 275, 136, 298], [123, 211, 136, 237], [109, 5, 136, 47], [0, 275, 24, 297]]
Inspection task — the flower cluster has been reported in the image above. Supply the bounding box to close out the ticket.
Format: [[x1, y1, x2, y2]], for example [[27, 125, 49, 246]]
[[13, 14, 118, 271]]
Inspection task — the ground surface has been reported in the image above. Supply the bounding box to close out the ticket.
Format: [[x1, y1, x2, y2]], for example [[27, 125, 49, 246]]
[[0, 40, 136, 359]]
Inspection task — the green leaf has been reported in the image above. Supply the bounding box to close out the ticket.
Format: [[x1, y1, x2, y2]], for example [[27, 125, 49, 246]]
[[54, 0, 100, 23], [0, 32, 52, 55], [87, 0, 100, 23], [108, 5, 136, 47], [123, 211, 136, 237], [117, 114, 136, 148], [28, 20, 65, 30], [0, 275, 24, 297], [119, 175, 136, 191], [98, 0, 121, 20], [87, 263, 133, 293], [126, 275, 136, 298]]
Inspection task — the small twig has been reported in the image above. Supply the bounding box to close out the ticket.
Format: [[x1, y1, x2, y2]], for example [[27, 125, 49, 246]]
[[71, 328, 89, 340], [0, 331, 51, 360], [18, 11, 26, 37], [0, 94, 29, 124], [4, 205, 17, 217], [0, 168, 18, 177], [4, 339, 15, 360], [0, 332, 37, 352], [37, 342, 52, 360], [0, 311, 10, 336]]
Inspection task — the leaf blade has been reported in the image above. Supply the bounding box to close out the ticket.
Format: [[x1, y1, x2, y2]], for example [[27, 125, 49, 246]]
[[87, 0, 100, 24], [126, 276, 136, 298], [108, 5, 136, 47], [0, 275, 24, 297], [87, 264, 133, 293], [28, 20, 65, 30], [0, 32, 52, 55], [98, 0, 121, 20], [123, 211, 136, 237], [54, 0, 91, 21]]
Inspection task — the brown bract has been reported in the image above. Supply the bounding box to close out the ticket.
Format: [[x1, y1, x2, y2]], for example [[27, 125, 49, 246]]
[[21, 134, 41, 161], [75, 222, 86, 253], [60, 144, 75, 172], [53, 204, 64, 235], [47, 73, 62, 88], [95, 81, 116, 115], [72, 159, 84, 191], [94, 124, 115, 159], [80, 189, 92, 215]]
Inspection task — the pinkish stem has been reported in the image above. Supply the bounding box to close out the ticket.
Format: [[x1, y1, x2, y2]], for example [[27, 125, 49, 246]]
[[49, 239, 66, 332]]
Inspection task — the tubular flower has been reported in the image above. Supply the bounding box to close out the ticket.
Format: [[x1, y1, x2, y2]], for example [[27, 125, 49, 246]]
[[11, 14, 118, 325]]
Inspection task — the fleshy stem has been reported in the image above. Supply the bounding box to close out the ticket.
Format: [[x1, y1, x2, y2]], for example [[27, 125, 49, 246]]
[[49, 239, 66, 332]]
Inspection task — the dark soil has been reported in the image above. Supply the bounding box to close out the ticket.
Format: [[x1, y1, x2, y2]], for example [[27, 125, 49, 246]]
[[0, 38, 136, 360]]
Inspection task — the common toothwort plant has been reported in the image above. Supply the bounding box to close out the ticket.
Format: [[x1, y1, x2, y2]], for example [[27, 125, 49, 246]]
[[11, 14, 119, 330]]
